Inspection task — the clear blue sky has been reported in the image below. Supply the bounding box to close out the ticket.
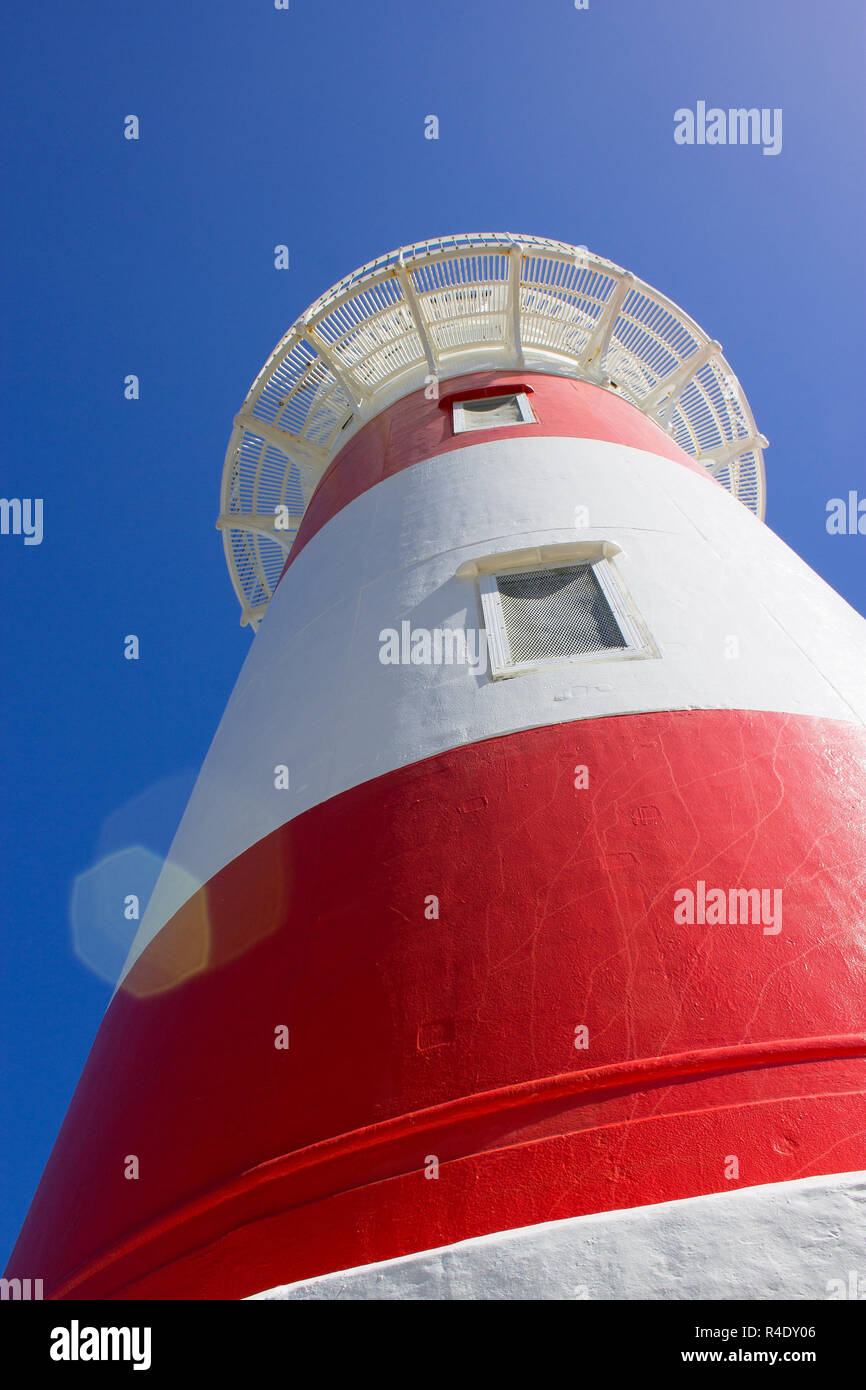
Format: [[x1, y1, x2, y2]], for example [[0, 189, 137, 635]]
[[1, 0, 864, 1264]]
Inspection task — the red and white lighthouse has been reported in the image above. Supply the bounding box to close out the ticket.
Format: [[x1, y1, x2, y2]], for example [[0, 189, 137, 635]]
[[9, 234, 866, 1300]]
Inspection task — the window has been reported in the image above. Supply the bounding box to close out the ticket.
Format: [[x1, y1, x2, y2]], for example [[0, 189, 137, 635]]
[[479, 559, 651, 679], [453, 392, 534, 433]]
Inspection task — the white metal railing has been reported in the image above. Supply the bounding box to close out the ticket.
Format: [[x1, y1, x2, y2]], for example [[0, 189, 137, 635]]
[[218, 233, 767, 629]]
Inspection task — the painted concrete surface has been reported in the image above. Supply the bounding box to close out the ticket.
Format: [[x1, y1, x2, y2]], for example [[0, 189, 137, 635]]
[[10, 708, 865, 1297], [250, 1171, 866, 1301], [123, 433, 866, 977]]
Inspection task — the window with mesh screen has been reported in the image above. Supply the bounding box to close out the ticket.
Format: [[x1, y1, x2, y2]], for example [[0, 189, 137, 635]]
[[480, 560, 648, 678], [453, 392, 534, 432]]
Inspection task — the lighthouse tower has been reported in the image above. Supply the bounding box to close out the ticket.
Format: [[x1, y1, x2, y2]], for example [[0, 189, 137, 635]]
[[8, 234, 866, 1300]]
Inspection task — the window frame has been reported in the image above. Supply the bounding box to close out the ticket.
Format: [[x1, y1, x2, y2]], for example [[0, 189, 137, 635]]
[[479, 557, 651, 680], [452, 391, 535, 434]]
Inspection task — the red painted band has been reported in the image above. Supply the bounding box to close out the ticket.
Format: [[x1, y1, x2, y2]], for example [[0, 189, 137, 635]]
[[437, 381, 536, 408], [8, 708, 866, 1299], [49, 1037, 866, 1299], [282, 371, 718, 572]]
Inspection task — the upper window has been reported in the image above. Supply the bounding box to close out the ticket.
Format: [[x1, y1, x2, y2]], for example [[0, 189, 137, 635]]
[[480, 559, 651, 679], [453, 392, 534, 433]]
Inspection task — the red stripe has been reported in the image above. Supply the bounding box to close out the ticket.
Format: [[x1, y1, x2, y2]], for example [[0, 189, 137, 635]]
[[49, 1041, 866, 1299], [74, 1092, 866, 1299], [7, 708, 866, 1298], [284, 371, 718, 571]]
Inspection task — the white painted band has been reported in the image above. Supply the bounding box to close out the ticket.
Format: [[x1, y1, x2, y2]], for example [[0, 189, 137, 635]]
[[247, 1170, 866, 1301], [123, 435, 866, 977]]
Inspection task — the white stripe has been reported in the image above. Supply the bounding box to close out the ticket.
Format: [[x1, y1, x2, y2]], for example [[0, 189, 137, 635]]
[[121, 435, 866, 977], [247, 1170, 866, 1300]]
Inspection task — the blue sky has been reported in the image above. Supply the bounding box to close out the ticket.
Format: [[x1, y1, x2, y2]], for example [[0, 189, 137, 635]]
[[1, 0, 863, 1264]]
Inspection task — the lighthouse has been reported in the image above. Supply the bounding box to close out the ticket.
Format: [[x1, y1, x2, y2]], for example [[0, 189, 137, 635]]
[[8, 233, 866, 1300]]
